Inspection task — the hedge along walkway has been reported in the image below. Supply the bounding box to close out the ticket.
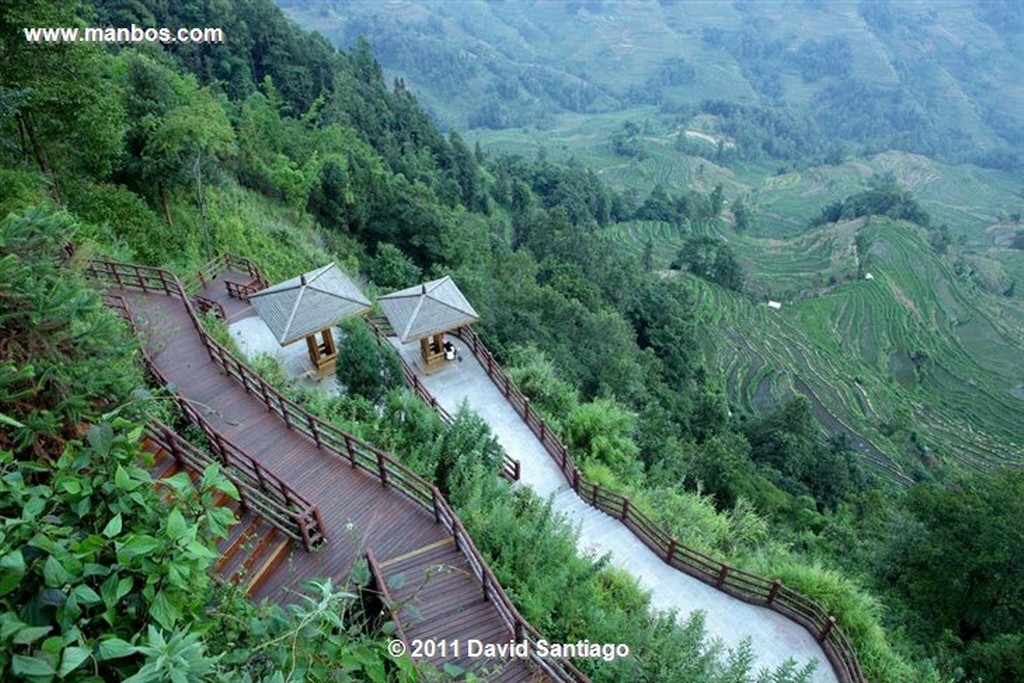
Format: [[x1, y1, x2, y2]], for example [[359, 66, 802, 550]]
[[387, 336, 841, 683]]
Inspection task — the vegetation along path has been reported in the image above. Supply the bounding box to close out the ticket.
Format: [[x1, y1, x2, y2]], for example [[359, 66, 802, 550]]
[[390, 335, 841, 683], [96, 261, 580, 682]]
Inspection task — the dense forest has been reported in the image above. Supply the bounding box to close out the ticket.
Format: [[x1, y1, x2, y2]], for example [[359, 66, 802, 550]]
[[2, 0, 1023, 681]]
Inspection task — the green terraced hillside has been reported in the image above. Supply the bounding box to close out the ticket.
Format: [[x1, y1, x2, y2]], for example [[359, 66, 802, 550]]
[[602, 216, 1024, 481]]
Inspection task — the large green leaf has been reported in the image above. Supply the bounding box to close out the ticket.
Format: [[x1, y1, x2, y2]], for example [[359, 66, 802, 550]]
[[149, 590, 181, 630], [58, 645, 91, 677], [165, 509, 187, 541], [87, 423, 114, 456], [97, 637, 138, 661], [0, 549, 26, 597], [12, 653, 57, 676], [12, 625, 52, 645], [102, 513, 123, 539], [44, 555, 71, 587], [116, 535, 161, 564]]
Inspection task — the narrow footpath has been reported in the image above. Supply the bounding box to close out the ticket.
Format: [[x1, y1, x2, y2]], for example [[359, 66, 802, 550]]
[[390, 339, 839, 683]]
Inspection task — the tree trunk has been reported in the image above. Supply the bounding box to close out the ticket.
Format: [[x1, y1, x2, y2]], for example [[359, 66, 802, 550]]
[[194, 151, 212, 260], [158, 183, 173, 227], [19, 110, 63, 205]]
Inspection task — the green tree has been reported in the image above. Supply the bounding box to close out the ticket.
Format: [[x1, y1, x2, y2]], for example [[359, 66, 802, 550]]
[[334, 320, 402, 403], [673, 236, 743, 291], [1, 0, 126, 200], [566, 398, 639, 472], [151, 86, 235, 256], [887, 468, 1024, 645], [732, 196, 753, 232], [368, 242, 421, 291]]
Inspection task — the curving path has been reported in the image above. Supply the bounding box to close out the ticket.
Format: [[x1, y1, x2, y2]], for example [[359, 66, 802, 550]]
[[92, 261, 574, 682], [389, 338, 839, 683]]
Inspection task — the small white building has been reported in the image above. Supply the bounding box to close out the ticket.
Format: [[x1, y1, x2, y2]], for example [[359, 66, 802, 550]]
[[767, 300, 782, 310]]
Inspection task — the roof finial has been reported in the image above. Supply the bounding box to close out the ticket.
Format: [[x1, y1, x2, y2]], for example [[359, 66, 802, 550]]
[[300, 274, 307, 286], [422, 283, 427, 294]]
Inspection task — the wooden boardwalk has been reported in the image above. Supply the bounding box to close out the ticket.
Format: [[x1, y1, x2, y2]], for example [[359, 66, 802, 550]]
[[88, 259, 583, 683]]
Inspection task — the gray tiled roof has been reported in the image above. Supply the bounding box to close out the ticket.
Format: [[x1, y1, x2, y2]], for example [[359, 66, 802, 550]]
[[378, 276, 479, 342], [248, 263, 371, 345]]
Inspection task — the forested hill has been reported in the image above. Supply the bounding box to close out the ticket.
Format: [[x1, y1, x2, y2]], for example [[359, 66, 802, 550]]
[[280, 0, 1024, 169]]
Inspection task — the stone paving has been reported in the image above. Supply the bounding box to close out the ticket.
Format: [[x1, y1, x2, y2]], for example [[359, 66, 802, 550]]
[[389, 338, 839, 683]]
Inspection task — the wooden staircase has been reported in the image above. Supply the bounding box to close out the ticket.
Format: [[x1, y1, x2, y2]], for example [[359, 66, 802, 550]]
[[143, 435, 295, 596]]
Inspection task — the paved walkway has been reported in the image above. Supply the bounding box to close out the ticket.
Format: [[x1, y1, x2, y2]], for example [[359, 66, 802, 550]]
[[390, 339, 838, 683]]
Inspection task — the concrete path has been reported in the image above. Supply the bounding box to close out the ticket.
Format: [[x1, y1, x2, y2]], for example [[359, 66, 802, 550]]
[[390, 339, 838, 683]]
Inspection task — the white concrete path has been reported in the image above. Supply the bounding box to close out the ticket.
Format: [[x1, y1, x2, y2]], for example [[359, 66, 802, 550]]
[[390, 339, 838, 683]]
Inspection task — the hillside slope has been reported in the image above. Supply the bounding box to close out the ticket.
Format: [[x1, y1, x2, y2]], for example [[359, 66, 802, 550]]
[[281, 0, 1024, 164]]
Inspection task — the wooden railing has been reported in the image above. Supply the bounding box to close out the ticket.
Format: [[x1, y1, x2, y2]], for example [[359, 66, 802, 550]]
[[181, 253, 269, 297], [143, 418, 325, 551], [366, 316, 521, 482], [451, 326, 865, 683], [102, 289, 326, 552], [90, 260, 584, 682], [363, 549, 409, 644]]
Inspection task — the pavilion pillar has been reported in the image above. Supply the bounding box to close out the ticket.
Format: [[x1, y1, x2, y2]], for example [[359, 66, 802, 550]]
[[306, 327, 337, 377]]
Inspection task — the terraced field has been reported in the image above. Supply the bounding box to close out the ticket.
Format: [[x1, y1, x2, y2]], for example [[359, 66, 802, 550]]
[[473, 109, 1024, 480], [602, 218, 1024, 480]]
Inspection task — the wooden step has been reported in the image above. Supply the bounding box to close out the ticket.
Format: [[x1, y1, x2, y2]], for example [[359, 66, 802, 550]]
[[228, 525, 280, 585], [152, 454, 180, 481], [244, 537, 293, 596], [215, 514, 264, 576]]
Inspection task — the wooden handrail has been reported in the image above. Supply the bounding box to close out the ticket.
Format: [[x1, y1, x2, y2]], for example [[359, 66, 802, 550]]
[[143, 419, 324, 549], [89, 261, 583, 682], [450, 326, 865, 683], [102, 290, 326, 551], [364, 549, 409, 645]]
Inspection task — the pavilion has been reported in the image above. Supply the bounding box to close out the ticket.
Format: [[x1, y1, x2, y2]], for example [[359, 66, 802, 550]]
[[377, 276, 479, 371], [248, 263, 371, 376]]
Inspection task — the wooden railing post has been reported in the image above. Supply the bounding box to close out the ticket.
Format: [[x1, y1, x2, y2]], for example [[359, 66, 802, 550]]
[[572, 468, 580, 492], [717, 563, 731, 588], [344, 435, 357, 467], [666, 538, 678, 564], [255, 462, 267, 492], [768, 580, 781, 605], [376, 451, 388, 487], [819, 615, 836, 643], [212, 433, 228, 464], [620, 497, 630, 521], [432, 488, 441, 523], [279, 396, 292, 428], [523, 397, 531, 423], [308, 414, 321, 448], [313, 508, 327, 543], [167, 429, 183, 465], [592, 482, 600, 506], [514, 459, 521, 481]]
